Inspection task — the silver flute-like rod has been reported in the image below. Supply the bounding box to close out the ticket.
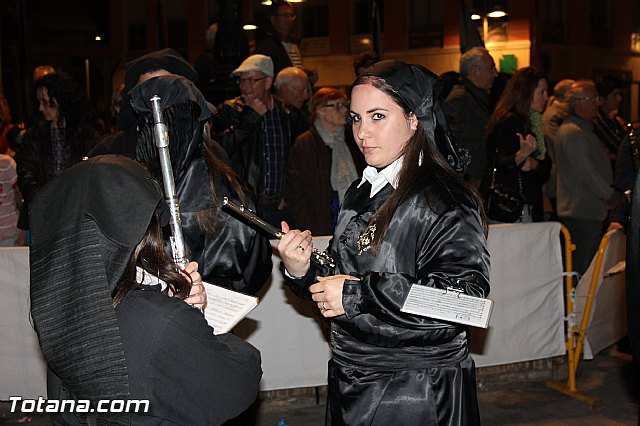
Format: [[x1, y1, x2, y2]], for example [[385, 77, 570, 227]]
[[222, 197, 335, 267], [150, 95, 189, 266]]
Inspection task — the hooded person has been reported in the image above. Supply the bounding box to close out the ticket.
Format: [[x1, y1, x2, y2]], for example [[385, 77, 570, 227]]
[[30, 155, 262, 425], [88, 48, 199, 157], [277, 60, 490, 425], [128, 74, 272, 294]]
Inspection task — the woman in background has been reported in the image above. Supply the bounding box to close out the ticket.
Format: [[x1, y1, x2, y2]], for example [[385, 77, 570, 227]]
[[286, 87, 363, 235], [484, 67, 551, 222], [17, 72, 97, 233]]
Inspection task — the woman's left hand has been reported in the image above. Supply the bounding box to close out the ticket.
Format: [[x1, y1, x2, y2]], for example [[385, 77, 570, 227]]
[[309, 274, 359, 318], [182, 261, 207, 310]]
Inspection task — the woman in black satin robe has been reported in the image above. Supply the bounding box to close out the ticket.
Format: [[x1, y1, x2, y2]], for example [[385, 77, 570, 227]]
[[129, 75, 272, 295], [278, 61, 490, 426]]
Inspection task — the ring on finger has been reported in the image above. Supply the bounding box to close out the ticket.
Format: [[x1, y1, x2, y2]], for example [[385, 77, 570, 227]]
[[298, 245, 305, 252]]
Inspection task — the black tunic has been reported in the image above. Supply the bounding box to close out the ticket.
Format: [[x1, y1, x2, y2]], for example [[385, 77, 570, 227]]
[[285, 179, 490, 426], [48, 289, 262, 425]]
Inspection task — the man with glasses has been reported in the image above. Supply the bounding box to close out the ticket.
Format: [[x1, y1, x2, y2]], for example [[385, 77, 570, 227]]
[[255, 1, 303, 75], [555, 80, 621, 275], [212, 54, 304, 227]]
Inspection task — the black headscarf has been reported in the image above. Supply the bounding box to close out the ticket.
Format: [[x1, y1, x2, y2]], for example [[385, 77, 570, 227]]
[[117, 48, 199, 136], [360, 60, 470, 174], [30, 155, 168, 425], [129, 75, 214, 214]]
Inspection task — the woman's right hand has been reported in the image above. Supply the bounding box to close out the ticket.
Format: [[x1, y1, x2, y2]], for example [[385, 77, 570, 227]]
[[277, 221, 313, 278], [182, 261, 206, 310], [515, 133, 537, 165]]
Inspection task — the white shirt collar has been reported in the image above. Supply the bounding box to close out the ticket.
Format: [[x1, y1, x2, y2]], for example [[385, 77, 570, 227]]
[[358, 156, 404, 198], [136, 266, 167, 291]]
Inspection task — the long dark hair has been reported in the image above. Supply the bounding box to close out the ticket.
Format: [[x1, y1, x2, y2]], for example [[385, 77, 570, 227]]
[[352, 75, 486, 252], [486, 67, 546, 137], [34, 72, 96, 159], [112, 215, 192, 306]]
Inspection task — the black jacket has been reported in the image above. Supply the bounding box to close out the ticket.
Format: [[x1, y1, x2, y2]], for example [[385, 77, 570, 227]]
[[286, 126, 364, 235], [254, 31, 300, 76], [16, 122, 96, 229], [212, 97, 302, 197], [484, 115, 552, 221]]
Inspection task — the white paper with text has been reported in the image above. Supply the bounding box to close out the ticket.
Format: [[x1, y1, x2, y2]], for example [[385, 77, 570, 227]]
[[203, 282, 258, 335], [401, 285, 493, 328]]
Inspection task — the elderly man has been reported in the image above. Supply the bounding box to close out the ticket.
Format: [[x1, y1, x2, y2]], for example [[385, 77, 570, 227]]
[[542, 79, 575, 218], [445, 47, 497, 188], [556, 80, 620, 275], [255, 1, 302, 75], [212, 54, 303, 227], [274, 66, 309, 110], [274, 66, 310, 135]]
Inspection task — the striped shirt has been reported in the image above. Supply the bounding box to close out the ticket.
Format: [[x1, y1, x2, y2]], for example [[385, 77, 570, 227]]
[[282, 42, 303, 68], [261, 105, 287, 195]]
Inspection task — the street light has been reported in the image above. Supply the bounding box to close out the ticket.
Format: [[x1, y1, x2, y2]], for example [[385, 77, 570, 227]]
[[471, 2, 508, 43]]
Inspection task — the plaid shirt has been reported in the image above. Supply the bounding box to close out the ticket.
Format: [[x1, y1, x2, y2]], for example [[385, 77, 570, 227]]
[[260, 105, 287, 195]]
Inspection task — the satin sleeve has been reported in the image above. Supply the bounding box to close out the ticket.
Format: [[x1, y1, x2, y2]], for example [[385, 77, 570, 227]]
[[342, 203, 490, 329]]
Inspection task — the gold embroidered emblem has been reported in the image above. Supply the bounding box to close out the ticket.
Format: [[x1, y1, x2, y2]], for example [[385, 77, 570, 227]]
[[357, 223, 376, 255]]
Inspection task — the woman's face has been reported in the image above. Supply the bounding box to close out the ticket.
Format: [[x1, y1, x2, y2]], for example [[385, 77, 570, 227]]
[[350, 84, 417, 168], [37, 87, 58, 123], [530, 78, 549, 113], [315, 97, 348, 129], [601, 88, 622, 114]]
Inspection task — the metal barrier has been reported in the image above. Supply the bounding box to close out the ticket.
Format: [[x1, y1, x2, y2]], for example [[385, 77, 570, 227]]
[[546, 227, 621, 405]]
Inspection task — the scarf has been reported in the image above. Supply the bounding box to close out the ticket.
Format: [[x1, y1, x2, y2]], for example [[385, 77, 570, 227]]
[[314, 119, 359, 203], [529, 111, 546, 160], [360, 60, 470, 174]]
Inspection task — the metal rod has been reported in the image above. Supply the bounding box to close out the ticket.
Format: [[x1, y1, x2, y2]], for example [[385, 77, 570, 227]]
[[222, 197, 335, 267], [150, 95, 189, 266]]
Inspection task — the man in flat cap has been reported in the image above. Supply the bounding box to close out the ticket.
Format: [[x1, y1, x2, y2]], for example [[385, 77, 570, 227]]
[[212, 54, 304, 227]]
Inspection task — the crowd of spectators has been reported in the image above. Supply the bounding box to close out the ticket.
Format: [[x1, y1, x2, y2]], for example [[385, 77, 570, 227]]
[[6, 4, 631, 277], [442, 47, 630, 276]]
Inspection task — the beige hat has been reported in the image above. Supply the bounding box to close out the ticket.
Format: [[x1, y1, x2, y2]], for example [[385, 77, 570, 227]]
[[232, 54, 274, 77]]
